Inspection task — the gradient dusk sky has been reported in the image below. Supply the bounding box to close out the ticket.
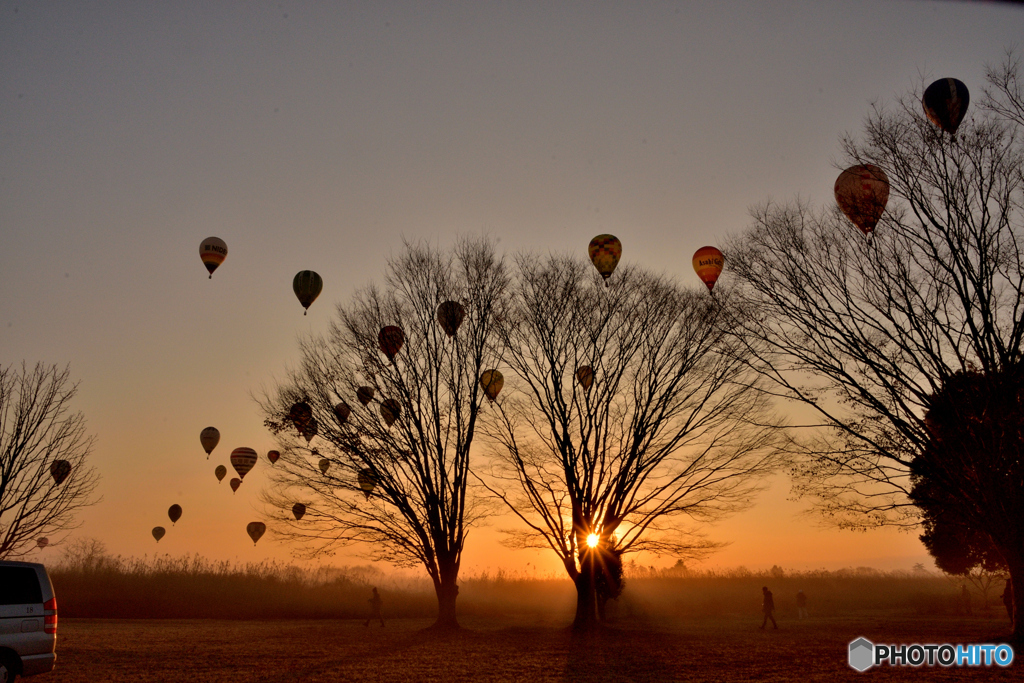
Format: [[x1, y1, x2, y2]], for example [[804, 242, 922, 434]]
[[3, 1, 1023, 575]]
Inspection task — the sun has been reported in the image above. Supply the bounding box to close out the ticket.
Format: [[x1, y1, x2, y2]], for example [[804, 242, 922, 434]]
[[586, 533, 599, 548]]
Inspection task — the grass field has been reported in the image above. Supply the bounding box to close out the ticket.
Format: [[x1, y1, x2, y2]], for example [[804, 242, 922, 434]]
[[47, 613, 1017, 682]]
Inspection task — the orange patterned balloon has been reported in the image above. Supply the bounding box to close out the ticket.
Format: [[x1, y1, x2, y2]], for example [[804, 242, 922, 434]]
[[692, 247, 724, 292]]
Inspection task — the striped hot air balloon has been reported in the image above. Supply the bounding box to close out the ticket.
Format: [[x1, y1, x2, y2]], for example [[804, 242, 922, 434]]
[[230, 447, 258, 480], [923, 78, 970, 135], [199, 237, 227, 278]]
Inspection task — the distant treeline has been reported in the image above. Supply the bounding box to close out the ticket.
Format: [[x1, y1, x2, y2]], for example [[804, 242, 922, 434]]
[[46, 541, 1005, 621]]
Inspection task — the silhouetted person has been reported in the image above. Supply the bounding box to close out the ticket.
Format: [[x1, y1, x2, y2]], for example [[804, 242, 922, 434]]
[[960, 584, 972, 616], [1002, 579, 1014, 625], [796, 589, 808, 619], [760, 586, 777, 630], [365, 586, 384, 627]]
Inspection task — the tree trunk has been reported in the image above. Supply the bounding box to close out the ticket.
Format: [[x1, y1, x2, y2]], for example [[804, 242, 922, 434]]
[[1007, 557, 1024, 644], [431, 564, 461, 630], [572, 554, 599, 633]]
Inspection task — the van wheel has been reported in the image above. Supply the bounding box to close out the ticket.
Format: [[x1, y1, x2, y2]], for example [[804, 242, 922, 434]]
[[0, 653, 17, 683]]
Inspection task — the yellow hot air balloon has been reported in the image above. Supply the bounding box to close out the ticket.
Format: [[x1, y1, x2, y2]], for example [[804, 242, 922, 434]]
[[215, 465, 227, 483], [380, 399, 401, 427], [576, 366, 594, 391], [199, 237, 227, 279], [358, 468, 376, 500], [230, 478, 241, 493], [200, 426, 220, 459], [246, 521, 266, 545], [692, 246, 724, 292], [230, 447, 258, 479], [152, 527, 166, 543], [835, 164, 889, 238], [437, 301, 466, 337], [293, 270, 323, 315], [318, 458, 331, 475], [378, 326, 405, 361], [168, 504, 182, 525], [588, 234, 622, 286], [480, 370, 503, 402], [292, 503, 306, 520]]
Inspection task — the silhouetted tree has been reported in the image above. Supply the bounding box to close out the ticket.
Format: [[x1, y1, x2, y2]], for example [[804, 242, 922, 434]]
[[0, 363, 100, 559], [726, 53, 1024, 641], [259, 239, 508, 629], [482, 256, 780, 632]]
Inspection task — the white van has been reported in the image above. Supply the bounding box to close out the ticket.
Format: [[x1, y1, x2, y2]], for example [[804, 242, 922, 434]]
[[0, 561, 57, 681]]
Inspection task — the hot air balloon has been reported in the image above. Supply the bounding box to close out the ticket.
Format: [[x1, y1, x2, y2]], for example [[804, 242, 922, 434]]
[[380, 399, 401, 427], [199, 237, 227, 279], [230, 447, 258, 479], [292, 503, 306, 521], [576, 366, 594, 391], [302, 418, 318, 444], [168, 504, 182, 525], [378, 326, 405, 361], [480, 370, 503, 402], [200, 426, 220, 459], [293, 270, 323, 315], [358, 468, 376, 500], [267, 450, 280, 465], [923, 78, 970, 135], [835, 164, 890, 237], [246, 521, 266, 545], [50, 460, 71, 485], [334, 401, 351, 424], [357, 386, 375, 406], [215, 465, 227, 483], [692, 246, 724, 292], [230, 478, 242, 493], [588, 234, 622, 286], [318, 458, 331, 475], [37, 538, 48, 550], [437, 301, 466, 337], [152, 527, 166, 543], [288, 401, 313, 434]]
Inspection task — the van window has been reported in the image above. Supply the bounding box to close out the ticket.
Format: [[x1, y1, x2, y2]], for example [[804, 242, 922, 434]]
[[0, 567, 43, 605]]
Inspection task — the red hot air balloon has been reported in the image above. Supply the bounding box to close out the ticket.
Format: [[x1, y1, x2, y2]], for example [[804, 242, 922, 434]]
[[152, 527, 166, 543], [267, 450, 280, 465], [293, 270, 323, 315], [230, 478, 242, 493], [292, 503, 306, 520], [480, 370, 503, 402], [588, 235, 622, 286], [200, 427, 220, 459], [357, 386, 375, 406], [168, 504, 182, 525], [230, 447, 258, 480], [199, 237, 227, 279], [437, 301, 466, 337], [380, 399, 401, 427], [246, 522, 266, 545], [576, 366, 594, 391], [334, 401, 351, 424], [923, 78, 970, 135], [835, 164, 890, 237], [50, 460, 71, 485], [692, 247, 724, 292], [378, 326, 405, 361]]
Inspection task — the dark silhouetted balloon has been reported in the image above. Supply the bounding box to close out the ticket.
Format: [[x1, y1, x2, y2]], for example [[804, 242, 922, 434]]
[[692, 246, 724, 292], [246, 521, 266, 545], [380, 399, 401, 426], [480, 370, 503, 402], [358, 468, 376, 500], [576, 366, 594, 391], [835, 164, 890, 237], [357, 386, 375, 406], [293, 270, 323, 315], [37, 537, 48, 549], [378, 326, 405, 361], [230, 447, 258, 479], [215, 465, 227, 483], [50, 460, 71, 485], [288, 401, 313, 434], [199, 237, 227, 279], [302, 418, 318, 444], [588, 234, 622, 286], [334, 401, 351, 424], [923, 78, 970, 135], [168, 504, 182, 525], [319, 458, 331, 475], [267, 450, 280, 465], [152, 527, 166, 543], [292, 503, 306, 520], [200, 427, 220, 459], [437, 301, 466, 337], [230, 478, 241, 493]]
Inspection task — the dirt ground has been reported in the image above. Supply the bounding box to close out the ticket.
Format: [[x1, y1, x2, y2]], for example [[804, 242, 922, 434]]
[[44, 613, 1017, 682]]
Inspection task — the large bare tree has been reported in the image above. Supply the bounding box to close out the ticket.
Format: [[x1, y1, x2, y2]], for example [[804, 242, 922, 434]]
[[726, 54, 1024, 639], [0, 363, 100, 559], [260, 239, 508, 629], [481, 256, 780, 632]]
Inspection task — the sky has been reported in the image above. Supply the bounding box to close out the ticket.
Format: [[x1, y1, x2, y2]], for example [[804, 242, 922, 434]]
[[2, 0, 1023, 577]]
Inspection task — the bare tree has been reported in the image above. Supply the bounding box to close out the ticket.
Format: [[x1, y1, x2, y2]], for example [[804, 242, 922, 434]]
[[480, 256, 780, 632], [259, 238, 508, 630], [0, 363, 100, 559], [726, 54, 1024, 639]]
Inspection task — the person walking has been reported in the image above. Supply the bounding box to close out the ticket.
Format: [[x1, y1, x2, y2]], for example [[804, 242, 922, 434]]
[[365, 586, 384, 627], [760, 586, 778, 630]]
